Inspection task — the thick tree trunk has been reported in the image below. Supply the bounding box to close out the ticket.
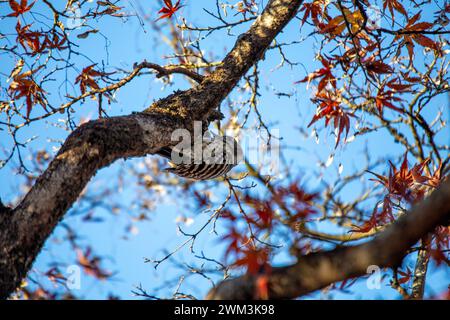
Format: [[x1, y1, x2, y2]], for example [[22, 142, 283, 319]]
[[0, 0, 303, 299], [2, 0, 448, 301]]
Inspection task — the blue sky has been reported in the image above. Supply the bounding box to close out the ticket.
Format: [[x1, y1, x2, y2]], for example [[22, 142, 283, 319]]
[[0, 0, 449, 299]]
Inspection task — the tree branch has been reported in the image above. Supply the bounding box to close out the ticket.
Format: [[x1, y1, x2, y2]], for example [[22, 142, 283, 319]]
[[137, 61, 205, 83], [411, 236, 431, 299], [0, 0, 303, 299], [207, 179, 450, 300]]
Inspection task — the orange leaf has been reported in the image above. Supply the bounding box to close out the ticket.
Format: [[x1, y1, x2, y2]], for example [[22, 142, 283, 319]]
[[413, 34, 439, 51]]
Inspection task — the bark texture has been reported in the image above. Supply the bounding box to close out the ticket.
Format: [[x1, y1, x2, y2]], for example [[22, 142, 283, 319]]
[[1, 0, 448, 301], [0, 0, 302, 299]]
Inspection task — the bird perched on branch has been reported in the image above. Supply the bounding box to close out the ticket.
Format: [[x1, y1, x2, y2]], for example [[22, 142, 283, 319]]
[[156, 132, 242, 180]]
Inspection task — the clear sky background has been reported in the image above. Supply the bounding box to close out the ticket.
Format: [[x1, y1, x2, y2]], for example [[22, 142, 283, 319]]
[[0, 0, 448, 299]]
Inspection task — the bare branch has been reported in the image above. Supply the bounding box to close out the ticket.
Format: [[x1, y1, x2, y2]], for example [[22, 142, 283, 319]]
[[207, 178, 450, 300], [0, 0, 303, 299]]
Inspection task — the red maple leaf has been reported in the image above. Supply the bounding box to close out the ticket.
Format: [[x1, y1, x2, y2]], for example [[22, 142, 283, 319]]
[[392, 13, 441, 65], [431, 226, 449, 266], [427, 161, 443, 188], [367, 153, 441, 224], [296, 57, 336, 93], [42, 33, 68, 51], [397, 267, 412, 284], [15, 21, 44, 55], [7, 0, 35, 17], [308, 91, 354, 147], [300, 1, 325, 26], [351, 207, 379, 233], [254, 202, 273, 228], [45, 267, 67, 284], [276, 182, 318, 223], [363, 56, 393, 79], [76, 247, 112, 280], [75, 64, 113, 94], [318, 15, 346, 37], [221, 227, 246, 259], [234, 247, 269, 275], [412, 34, 440, 51], [375, 85, 404, 115], [383, 0, 407, 25], [8, 66, 46, 119], [156, 0, 183, 21]]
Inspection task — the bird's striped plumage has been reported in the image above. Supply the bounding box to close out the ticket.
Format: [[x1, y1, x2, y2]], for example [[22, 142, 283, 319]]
[[156, 134, 241, 180], [165, 163, 236, 180]]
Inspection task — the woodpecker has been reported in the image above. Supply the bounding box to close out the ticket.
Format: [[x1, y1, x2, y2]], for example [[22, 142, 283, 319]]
[[156, 133, 242, 180]]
